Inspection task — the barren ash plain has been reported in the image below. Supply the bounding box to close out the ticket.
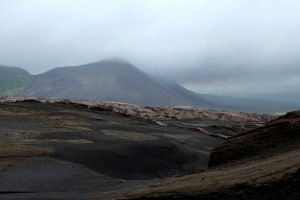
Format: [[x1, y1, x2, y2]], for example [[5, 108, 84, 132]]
[[0, 97, 299, 200]]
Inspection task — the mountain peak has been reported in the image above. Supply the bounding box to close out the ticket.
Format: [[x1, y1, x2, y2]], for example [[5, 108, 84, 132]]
[[99, 57, 130, 64]]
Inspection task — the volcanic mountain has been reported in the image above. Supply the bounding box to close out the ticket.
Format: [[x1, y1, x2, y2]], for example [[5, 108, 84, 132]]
[[22, 59, 212, 107]]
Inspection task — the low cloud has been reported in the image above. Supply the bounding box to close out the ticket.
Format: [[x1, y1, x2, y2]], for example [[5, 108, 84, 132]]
[[0, 0, 300, 101]]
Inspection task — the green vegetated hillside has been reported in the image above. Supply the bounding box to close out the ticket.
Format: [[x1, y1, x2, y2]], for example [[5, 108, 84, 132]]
[[0, 66, 31, 96]]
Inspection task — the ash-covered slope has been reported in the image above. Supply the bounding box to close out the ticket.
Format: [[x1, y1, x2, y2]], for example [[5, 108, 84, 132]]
[[209, 110, 300, 167], [93, 110, 300, 200], [22, 59, 211, 107]]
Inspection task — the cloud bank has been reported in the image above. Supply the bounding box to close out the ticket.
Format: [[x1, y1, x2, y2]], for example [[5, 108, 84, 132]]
[[0, 0, 300, 101]]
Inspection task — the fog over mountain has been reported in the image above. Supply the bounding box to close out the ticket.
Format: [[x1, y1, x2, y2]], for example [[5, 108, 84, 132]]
[[1, 0, 300, 101]]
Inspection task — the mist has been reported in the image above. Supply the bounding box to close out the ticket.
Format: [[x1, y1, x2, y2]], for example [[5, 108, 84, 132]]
[[1, 0, 300, 101]]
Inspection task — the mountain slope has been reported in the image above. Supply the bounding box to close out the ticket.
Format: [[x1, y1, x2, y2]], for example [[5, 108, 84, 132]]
[[22, 59, 213, 107], [0, 66, 31, 96]]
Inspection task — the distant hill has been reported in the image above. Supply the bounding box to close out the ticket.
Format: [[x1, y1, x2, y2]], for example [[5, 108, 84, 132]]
[[0, 59, 299, 113], [0, 66, 31, 96]]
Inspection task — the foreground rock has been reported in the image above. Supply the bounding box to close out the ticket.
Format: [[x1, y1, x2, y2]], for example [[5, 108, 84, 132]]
[[92, 111, 300, 199]]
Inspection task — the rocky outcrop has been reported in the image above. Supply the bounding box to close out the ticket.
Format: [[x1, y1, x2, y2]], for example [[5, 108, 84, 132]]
[[0, 96, 275, 123]]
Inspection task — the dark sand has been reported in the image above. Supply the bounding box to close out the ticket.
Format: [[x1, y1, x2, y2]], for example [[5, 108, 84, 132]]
[[0, 101, 241, 199]]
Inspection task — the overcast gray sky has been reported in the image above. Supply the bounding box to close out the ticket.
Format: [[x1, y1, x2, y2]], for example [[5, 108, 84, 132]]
[[1, 0, 300, 101]]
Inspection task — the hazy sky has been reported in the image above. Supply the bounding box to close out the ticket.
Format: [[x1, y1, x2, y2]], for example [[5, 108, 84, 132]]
[[1, 0, 300, 101]]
